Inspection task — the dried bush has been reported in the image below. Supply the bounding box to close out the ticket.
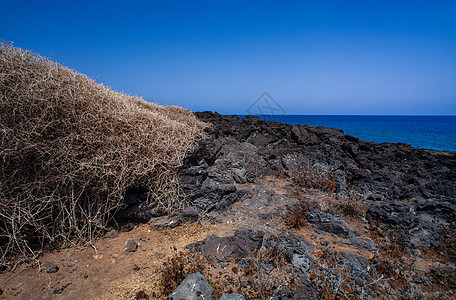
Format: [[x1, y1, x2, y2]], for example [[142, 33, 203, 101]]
[[0, 43, 207, 265], [154, 242, 296, 300], [311, 248, 389, 299], [270, 159, 287, 178], [431, 267, 456, 290], [236, 246, 297, 299], [284, 200, 317, 229], [333, 191, 367, 220], [156, 248, 205, 296], [382, 230, 409, 260], [291, 160, 339, 193], [433, 223, 456, 263]]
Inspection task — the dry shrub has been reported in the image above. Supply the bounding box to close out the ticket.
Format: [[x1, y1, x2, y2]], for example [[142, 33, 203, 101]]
[[433, 223, 456, 263], [0, 43, 207, 265], [154, 243, 296, 300], [284, 200, 317, 229], [311, 249, 389, 299], [155, 248, 205, 296], [212, 241, 296, 299], [333, 192, 367, 220], [292, 160, 339, 193], [335, 200, 360, 218], [382, 231, 408, 260], [431, 267, 456, 290], [236, 246, 297, 299], [270, 159, 286, 178]]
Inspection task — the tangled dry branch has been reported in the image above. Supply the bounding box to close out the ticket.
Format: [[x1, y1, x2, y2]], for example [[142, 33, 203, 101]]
[[0, 43, 207, 265]]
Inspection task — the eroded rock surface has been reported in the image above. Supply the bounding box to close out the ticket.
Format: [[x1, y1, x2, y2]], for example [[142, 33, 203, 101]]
[[169, 272, 214, 300]]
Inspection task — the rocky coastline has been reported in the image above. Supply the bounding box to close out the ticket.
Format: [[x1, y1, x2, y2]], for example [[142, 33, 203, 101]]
[[119, 111, 456, 299], [1, 111, 455, 299]]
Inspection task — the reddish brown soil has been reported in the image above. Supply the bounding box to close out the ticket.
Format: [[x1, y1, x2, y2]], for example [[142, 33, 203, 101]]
[[0, 177, 451, 299]]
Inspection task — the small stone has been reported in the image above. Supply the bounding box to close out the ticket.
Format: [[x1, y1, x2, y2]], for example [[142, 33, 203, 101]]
[[138, 236, 149, 243], [320, 240, 330, 246], [63, 256, 80, 273], [148, 216, 182, 229], [105, 229, 118, 238], [45, 262, 59, 273], [53, 283, 70, 294], [133, 264, 140, 271], [125, 240, 138, 252], [135, 290, 150, 299], [82, 272, 88, 279], [10, 284, 22, 296], [120, 223, 134, 232], [155, 252, 165, 259], [181, 207, 199, 219]]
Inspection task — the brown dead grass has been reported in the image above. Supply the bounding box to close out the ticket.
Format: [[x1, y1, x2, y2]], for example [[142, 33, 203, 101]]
[[0, 43, 207, 266], [333, 192, 367, 220], [284, 200, 318, 229], [433, 223, 456, 263], [155, 248, 206, 296], [291, 160, 339, 193]]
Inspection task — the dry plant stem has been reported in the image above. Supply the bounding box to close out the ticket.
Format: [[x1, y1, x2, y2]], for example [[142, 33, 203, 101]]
[[0, 42, 207, 266]]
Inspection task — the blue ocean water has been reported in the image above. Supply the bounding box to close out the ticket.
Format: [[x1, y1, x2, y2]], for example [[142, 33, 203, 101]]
[[244, 115, 456, 152]]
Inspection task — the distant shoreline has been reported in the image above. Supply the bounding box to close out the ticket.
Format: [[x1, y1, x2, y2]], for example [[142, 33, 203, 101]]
[[234, 114, 456, 152]]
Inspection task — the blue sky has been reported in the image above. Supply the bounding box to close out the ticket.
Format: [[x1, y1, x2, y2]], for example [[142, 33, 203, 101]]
[[2, 0, 456, 115]]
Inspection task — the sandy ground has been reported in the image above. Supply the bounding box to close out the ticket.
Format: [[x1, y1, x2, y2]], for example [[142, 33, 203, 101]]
[[0, 177, 445, 299]]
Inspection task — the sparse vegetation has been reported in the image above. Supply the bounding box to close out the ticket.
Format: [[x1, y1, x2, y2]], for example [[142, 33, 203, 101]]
[[0, 43, 207, 265], [310, 248, 387, 299], [431, 267, 456, 290], [291, 160, 339, 193], [433, 223, 456, 263], [382, 231, 409, 260], [284, 199, 318, 229], [234, 245, 297, 299], [332, 190, 367, 220], [153, 241, 297, 300], [155, 248, 205, 296]]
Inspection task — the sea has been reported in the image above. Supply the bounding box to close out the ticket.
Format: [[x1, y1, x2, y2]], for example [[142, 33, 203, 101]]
[[239, 115, 456, 152]]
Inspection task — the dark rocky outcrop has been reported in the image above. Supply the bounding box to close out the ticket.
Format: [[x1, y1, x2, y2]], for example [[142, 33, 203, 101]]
[[115, 111, 455, 230], [178, 112, 455, 250], [192, 111, 455, 202]]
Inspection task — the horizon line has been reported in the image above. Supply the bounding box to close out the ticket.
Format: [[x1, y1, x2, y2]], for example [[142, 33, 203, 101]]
[[221, 113, 456, 117]]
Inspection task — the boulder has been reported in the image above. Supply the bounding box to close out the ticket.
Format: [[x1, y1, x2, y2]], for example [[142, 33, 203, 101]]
[[335, 252, 373, 282], [202, 228, 264, 263], [349, 237, 376, 251], [307, 210, 350, 237]]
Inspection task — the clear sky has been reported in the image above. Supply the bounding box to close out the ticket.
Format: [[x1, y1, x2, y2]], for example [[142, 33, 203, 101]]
[[2, 0, 455, 115]]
